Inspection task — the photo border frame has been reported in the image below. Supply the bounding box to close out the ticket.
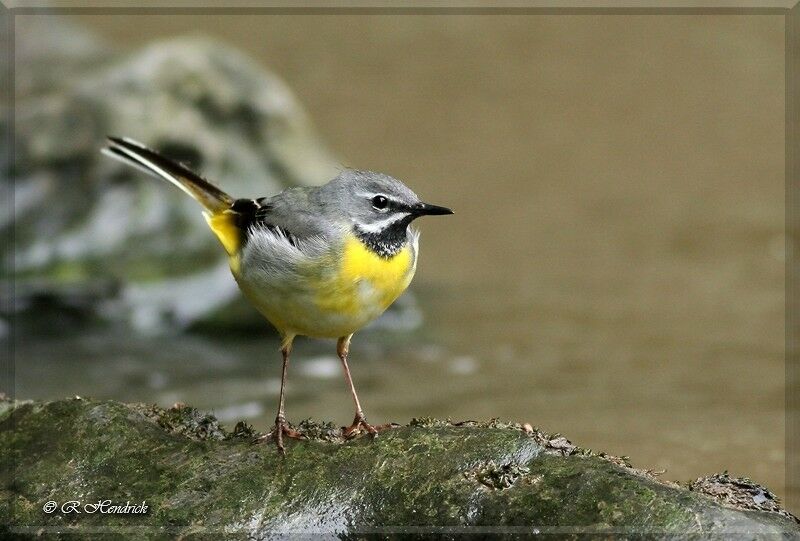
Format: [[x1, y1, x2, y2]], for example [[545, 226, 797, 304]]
[[2, 0, 797, 533]]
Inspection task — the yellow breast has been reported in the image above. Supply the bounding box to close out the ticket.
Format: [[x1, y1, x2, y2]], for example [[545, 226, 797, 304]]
[[341, 235, 415, 304], [314, 234, 415, 318]]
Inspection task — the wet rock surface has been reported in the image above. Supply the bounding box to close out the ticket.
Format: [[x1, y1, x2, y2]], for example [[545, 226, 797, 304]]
[[1, 397, 797, 538]]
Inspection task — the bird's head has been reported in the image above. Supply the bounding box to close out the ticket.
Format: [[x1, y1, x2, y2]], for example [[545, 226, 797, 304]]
[[324, 170, 452, 239]]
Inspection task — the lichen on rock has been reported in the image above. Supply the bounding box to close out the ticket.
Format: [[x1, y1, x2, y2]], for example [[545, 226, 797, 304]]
[[689, 472, 798, 523], [465, 461, 531, 490]]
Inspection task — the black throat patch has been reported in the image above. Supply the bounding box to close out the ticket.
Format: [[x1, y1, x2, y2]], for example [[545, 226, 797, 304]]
[[354, 216, 413, 258]]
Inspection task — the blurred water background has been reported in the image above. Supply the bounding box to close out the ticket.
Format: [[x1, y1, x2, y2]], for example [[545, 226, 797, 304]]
[[6, 14, 789, 507]]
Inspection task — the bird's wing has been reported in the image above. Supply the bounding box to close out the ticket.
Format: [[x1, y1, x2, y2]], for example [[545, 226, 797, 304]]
[[239, 188, 338, 279], [250, 187, 337, 242]]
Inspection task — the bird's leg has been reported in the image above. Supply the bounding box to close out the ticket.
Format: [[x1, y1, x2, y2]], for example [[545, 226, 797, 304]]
[[259, 336, 303, 454], [337, 335, 381, 439]]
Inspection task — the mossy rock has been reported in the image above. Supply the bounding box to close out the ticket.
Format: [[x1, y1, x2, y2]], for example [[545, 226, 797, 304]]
[[1, 398, 797, 538]]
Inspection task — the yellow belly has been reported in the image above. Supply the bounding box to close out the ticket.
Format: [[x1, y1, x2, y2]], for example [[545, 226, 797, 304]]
[[233, 232, 416, 339], [313, 234, 415, 322]]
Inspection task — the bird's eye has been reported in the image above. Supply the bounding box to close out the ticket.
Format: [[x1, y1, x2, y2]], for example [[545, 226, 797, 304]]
[[371, 195, 389, 210]]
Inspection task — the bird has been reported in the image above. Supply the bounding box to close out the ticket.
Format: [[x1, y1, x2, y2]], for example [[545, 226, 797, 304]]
[[102, 136, 453, 453]]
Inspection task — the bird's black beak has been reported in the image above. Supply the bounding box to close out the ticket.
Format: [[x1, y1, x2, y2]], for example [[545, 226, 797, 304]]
[[412, 202, 454, 216]]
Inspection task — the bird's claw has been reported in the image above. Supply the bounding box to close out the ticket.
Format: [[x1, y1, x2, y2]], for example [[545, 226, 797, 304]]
[[255, 418, 304, 454], [343, 415, 396, 439]]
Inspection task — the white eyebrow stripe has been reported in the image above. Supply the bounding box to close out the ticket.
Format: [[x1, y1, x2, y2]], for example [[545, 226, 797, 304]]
[[354, 213, 410, 233], [355, 192, 403, 205]]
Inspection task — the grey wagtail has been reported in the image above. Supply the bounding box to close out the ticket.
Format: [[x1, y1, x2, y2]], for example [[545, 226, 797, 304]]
[[102, 137, 452, 453]]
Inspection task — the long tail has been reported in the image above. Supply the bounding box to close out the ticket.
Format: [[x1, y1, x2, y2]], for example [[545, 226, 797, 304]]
[[102, 136, 234, 213], [102, 137, 244, 257]]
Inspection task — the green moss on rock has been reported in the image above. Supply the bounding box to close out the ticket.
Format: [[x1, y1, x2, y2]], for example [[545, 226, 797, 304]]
[[1, 397, 797, 539]]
